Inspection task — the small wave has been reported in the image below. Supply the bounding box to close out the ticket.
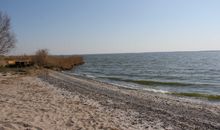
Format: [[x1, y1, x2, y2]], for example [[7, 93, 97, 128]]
[[142, 88, 169, 93], [82, 73, 96, 78], [102, 77, 192, 86], [64, 72, 97, 79], [124, 79, 192, 86], [101, 77, 214, 87], [97, 77, 170, 93], [170, 92, 220, 100], [104, 79, 170, 93]]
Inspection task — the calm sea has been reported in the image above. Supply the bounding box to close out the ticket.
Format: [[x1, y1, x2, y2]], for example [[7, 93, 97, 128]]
[[69, 51, 220, 97]]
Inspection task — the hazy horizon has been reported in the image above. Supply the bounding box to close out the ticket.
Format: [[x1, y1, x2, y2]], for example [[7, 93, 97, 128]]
[[75, 50, 220, 56], [3, 49, 220, 56], [1, 0, 220, 55]]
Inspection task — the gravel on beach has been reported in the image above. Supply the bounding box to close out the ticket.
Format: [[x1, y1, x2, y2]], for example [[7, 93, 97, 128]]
[[40, 70, 220, 130]]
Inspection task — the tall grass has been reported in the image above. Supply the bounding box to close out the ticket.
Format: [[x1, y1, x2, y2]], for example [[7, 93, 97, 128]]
[[0, 49, 84, 71], [32, 49, 84, 70], [44, 55, 84, 70]]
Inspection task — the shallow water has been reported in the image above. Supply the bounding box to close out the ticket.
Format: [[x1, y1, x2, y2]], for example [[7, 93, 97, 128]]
[[70, 51, 220, 97]]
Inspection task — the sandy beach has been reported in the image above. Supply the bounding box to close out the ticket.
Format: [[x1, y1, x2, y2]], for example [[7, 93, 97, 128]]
[[1, 1, 220, 129], [0, 71, 220, 130]]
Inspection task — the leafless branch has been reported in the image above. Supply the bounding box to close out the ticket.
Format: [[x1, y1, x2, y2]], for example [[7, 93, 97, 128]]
[[0, 11, 16, 54]]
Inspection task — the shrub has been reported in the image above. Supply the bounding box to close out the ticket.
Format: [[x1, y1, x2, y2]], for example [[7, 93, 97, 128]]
[[33, 49, 84, 70], [34, 49, 48, 67]]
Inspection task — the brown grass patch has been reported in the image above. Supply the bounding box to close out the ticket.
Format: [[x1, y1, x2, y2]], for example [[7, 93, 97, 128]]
[[44, 55, 84, 70]]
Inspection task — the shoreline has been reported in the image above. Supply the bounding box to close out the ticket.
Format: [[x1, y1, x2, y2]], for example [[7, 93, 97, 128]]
[[42, 70, 220, 129], [0, 70, 220, 129], [0, 71, 153, 130], [64, 71, 220, 103], [65, 71, 220, 102]]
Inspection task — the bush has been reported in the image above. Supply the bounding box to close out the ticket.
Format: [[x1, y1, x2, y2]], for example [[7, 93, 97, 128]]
[[33, 49, 84, 70], [34, 49, 48, 67]]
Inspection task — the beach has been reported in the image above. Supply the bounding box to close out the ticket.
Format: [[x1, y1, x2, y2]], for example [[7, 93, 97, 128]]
[[0, 71, 220, 130], [1, 1, 220, 130]]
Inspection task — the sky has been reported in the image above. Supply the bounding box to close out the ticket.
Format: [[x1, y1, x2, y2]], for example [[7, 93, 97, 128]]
[[1, 0, 220, 55]]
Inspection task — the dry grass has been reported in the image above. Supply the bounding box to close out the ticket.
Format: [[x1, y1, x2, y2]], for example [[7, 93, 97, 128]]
[[44, 55, 84, 70], [32, 49, 84, 70], [0, 54, 84, 71]]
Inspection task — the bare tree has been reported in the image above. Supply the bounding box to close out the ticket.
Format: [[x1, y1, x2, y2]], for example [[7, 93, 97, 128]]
[[0, 12, 16, 54], [35, 49, 48, 66]]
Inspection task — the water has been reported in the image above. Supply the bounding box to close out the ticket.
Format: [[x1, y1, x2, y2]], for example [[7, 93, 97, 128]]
[[69, 51, 220, 97]]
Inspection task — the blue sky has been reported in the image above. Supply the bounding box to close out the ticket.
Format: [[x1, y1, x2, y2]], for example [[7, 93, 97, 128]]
[[1, 0, 220, 54]]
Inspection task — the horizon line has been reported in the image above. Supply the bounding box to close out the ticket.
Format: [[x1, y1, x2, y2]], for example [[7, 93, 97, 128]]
[[76, 49, 220, 55], [9, 49, 220, 56]]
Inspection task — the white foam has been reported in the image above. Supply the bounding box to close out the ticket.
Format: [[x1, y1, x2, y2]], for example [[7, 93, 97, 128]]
[[142, 88, 169, 93], [84, 74, 96, 78]]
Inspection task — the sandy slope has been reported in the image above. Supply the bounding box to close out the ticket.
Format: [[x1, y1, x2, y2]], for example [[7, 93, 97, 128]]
[[0, 73, 163, 130]]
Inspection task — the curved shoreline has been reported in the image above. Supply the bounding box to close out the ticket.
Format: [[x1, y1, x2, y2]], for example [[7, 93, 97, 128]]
[[40, 70, 220, 130], [66, 72, 220, 101], [64, 71, 220, 103], [0, 70, 219, 130], [0, 72, 154, 130]]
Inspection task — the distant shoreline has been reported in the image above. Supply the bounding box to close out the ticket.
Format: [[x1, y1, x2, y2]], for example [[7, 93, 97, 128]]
[[78, 50, 220, 55]]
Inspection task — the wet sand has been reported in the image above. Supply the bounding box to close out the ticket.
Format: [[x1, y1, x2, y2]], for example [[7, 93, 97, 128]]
[[0, 71, 220, 130]]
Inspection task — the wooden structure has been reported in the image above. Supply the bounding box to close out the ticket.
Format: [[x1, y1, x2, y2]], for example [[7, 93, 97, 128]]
[[5, 56, 34, 67], [7, 60, 16, 65]]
